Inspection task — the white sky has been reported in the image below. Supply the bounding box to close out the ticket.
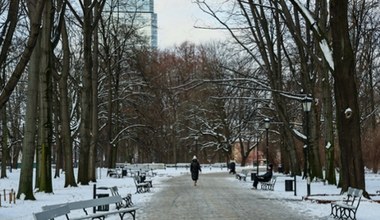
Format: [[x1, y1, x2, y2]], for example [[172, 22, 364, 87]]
[[154, 0, 228, 48]]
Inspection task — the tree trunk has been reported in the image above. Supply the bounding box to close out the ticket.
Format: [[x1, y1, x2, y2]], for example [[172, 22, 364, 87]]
[[60, 19, 77, 187], [17, 41, 40, 201], [1, 102, 8, 178], [330, 0, 365, 192], [54, 110, 62, 178], [322, 69, 336, 185], [88, 5, 100, 182], [106, 52, 113, 168], [0, 0, 20, 178], [16, 0, 45, 199], [77, 0, 93, 185], [36, 0, 53, 193], [315, 0, 337, 185]]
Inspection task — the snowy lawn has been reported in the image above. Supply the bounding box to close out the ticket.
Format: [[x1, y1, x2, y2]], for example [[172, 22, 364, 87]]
[[0, 166, 379, 219]]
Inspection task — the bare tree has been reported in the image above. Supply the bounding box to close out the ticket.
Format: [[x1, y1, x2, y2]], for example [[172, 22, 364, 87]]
[[58, 1, 77, 187], [66, 0, 106, 185], [329, 0, 365, 191], [16, 0, 45, 200], [35, 0, 55, 193]]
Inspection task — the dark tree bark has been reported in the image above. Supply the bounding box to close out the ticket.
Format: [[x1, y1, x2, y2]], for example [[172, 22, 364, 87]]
[[75, 0, 105, 185], [60, 17, 77, 187], [17, 0, 45, 201], [36, 0, 54, 193], [1, 102, 8, 178], [0, 2, 20, 163], [330, 0, 365, 192], [77, 0, 93, 185]]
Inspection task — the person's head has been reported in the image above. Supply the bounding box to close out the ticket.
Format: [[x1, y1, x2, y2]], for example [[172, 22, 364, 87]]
[[268, 164, 273, 170], [192, 155, 197, 161]]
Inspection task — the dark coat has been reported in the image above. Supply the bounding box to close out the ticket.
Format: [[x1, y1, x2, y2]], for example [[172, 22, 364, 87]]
[[229, 162, 236, 173], [258, 170, 273, 182], [190, 159, 201, 181]]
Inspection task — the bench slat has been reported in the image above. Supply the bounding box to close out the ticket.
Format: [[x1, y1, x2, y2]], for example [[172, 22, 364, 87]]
[[34, 205, 70, 220], [41, 195, 138, 220], [43, 195, 123, 212], [69, 207, 139, 220]]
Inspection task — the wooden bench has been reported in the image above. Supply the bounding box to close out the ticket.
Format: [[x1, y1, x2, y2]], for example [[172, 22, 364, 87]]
[[133, 175, 150, 194], [330, 187, 363, 220], [33, 204, 70, 220], [260, 176, 277, 191], [236, 170, 249, 181], [41, 195, 138, 220]]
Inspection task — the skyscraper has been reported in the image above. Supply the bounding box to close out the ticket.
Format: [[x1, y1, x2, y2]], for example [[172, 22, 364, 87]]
[[105, 0, 158, 48], [127, 0, 157, 48]]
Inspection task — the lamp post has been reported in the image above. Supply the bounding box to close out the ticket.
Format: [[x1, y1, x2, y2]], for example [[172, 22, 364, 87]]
[[302, 96, 312, 196], [264, 118, 270, 170], [256, 135, 259, 175], [253, 122, 259, 175], [194, 136, 199, 157]]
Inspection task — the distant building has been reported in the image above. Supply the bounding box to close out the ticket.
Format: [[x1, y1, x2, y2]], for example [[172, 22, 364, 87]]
[[105, 0, 158, 48], [231, 141, 266, 166], [127, 0, 157, 48]]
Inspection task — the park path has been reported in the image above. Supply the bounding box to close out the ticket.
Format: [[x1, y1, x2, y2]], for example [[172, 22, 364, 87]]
[[137, 172, 319, 220]]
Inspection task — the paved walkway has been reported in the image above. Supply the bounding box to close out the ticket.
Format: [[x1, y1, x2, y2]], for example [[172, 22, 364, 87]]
[[138, 172, 318, 220]]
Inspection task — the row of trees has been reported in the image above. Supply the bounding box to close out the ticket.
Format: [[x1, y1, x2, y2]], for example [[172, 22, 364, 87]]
[[194, 0, 380, 197], [0, 0, 258, 200], [0, 0, 379, 200]]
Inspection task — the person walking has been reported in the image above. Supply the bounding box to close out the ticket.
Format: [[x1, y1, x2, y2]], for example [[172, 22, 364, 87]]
[[190, 156, 202, 186], [229, 160, 236, 174]]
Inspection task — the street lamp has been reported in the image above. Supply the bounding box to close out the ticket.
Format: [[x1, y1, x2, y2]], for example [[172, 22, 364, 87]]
[[194, 136, 199, 157], [302, 95, 312, 196], [264, 118, 270, 170], [254, 122, 260, 175], [256, 135, 259, 175]]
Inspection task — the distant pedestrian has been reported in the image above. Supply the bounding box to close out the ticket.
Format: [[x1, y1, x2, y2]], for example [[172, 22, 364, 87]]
[[252, 164, 273, 189], [190, 156, 202, 186], [229, 160, 236, 174]]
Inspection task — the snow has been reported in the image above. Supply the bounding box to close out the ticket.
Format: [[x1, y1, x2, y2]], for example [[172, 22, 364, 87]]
[[0, 166, 379, 219], [292, 0, 335, 71], [345, 108, 353, 114], [293, 128, 307, 140], [326, 141, 332, 149], [319, 39, 335, 71]]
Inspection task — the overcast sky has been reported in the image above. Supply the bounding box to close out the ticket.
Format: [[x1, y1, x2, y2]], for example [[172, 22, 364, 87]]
[[154, 0, 228, 48]]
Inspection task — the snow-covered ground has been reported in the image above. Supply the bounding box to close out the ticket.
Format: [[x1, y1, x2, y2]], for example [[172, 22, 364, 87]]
[[0, 166, 379, 219]]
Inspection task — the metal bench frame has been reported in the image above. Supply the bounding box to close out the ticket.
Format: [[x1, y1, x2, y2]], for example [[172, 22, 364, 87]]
[[134, 175, 150, 193], [260, 176, 277, 191], [330, 187, 363, 220], [110, 186, 134, 208]]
